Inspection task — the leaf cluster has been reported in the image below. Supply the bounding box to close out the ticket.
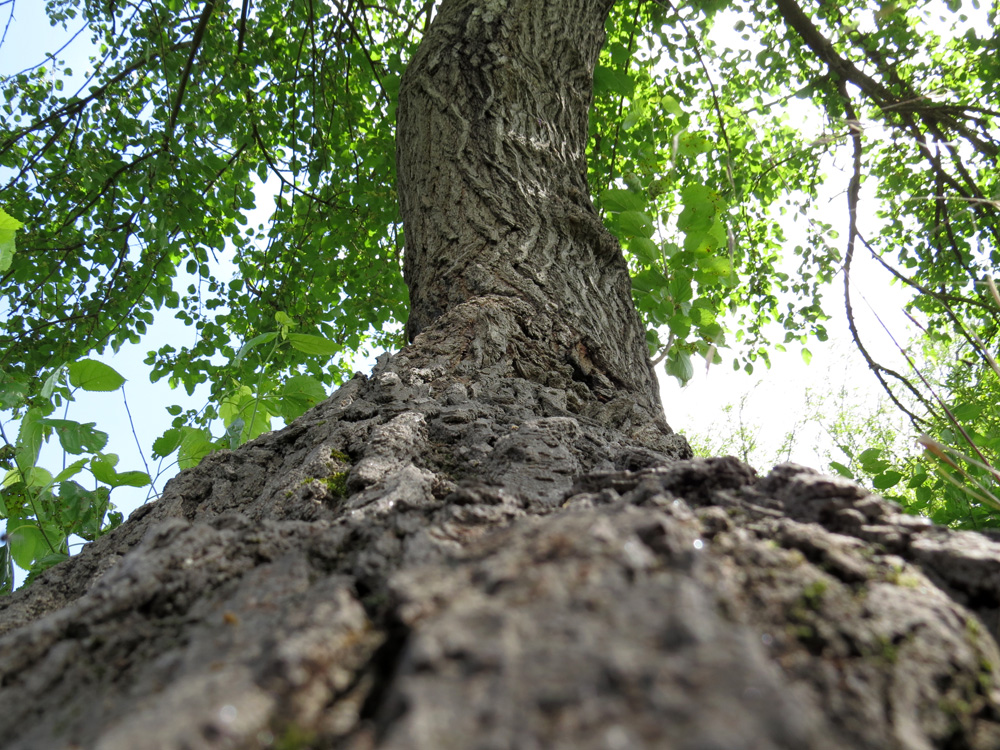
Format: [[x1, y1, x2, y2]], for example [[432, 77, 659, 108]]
[[1, 0, 424, 423], [588, 0, 996, 395], [0, 359, 142, 591]]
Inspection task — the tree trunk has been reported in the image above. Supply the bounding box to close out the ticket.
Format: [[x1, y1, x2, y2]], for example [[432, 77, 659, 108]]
[[397, 0, 663, 422], [1, 1, 1000, 749]]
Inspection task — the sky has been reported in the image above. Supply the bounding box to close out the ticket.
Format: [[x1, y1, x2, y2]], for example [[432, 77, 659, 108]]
[[0, 1, 934, 581]]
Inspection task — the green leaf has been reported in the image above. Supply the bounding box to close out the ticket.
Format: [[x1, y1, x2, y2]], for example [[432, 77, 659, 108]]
[[645, 329, 661, 354], [0, 543, 12, 595], [801, 348, 812, 365], [220, 385, 254, 427], [218, 383, 273, 444], [40, 419, 109, 454], [858, 448, 883, 463], [89, 455, 119, 485], [907, 466, 928, 488], [695, 255, 732, 276], [674, 131, 713, 158], [2, 469, 20, 492], [828, 461, 854, 479], [6, 523, 46, 569], [152, 428, 184, 458], [24, 465, 54, 489], [41, 365, 66, 400], [628, 237, 660, 265], [667, 314, 692, 338], [601, 188, 645, 213], [279, 375, 327, 422], [0, 207, 24, 273], [109, 471, 151, 488], [56, 480, 92, 525], [950, 403, 984, 422], [659, 94, 683, 117], [54, 458, 90, 483], [241, 406, 272, 444], [234, 332, 278, 365], [665, 350, 694, 385], [858, 447, 890, 474], [677, 184, 721, 235], [68, 360, 126, 392], [668, 273, 693, 304], [593, 65, 635, 97], [16, 408, 46, 469], [622, 105, 644, 131], [690, 306, 717, 329], [617, 211, 655, 239], [90, 454, 150, 488], [287, 333, 339, 356], [0, 376, 27, 410], [632, 267, 669, 294], [178, 427, 216, 469], [872, 471, 903, 490]]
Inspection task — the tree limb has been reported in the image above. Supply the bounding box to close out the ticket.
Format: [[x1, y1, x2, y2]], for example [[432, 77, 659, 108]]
[[165, 0, 218, 146]]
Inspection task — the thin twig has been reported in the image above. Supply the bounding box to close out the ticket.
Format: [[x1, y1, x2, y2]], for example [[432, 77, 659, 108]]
[[838, 80, 930, 427], [121, 386, 153, 487]]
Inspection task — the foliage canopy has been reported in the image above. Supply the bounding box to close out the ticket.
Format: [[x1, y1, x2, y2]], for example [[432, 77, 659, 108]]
[[0, 0, 997, 583]]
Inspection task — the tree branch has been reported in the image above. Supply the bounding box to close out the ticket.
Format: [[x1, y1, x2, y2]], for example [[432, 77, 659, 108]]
[[772, 0, 998, 162], [837, 80, 933, 428], [165, 0, 218, 146]]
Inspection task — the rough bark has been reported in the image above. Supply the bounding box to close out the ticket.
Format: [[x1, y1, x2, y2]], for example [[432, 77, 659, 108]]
[[397, 0, 664, 421], [2, 1, 1000, 749]]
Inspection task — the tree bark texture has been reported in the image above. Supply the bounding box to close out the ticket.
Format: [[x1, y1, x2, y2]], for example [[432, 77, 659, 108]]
[[397, 0, 665, 422], [1, 1, 1000, 749]]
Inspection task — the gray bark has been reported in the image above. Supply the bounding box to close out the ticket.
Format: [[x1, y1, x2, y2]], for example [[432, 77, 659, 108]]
[[397, 0, 664, 421], [2, 1, 1000, 749]]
